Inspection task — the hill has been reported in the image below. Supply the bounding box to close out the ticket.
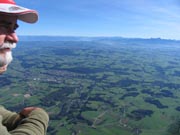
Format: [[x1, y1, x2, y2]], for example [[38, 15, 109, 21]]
[[18, 36, 180, 44], [0, 39, 180, 135]]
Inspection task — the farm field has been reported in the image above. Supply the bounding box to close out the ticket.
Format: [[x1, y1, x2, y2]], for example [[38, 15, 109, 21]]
[[0, 37, 180, 135]]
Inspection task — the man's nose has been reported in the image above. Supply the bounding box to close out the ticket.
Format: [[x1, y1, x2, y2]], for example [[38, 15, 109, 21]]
[[5, 32, 19, 43]]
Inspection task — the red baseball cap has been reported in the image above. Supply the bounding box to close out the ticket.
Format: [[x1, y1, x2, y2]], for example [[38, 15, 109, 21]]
[[0, 0, 38, 23]]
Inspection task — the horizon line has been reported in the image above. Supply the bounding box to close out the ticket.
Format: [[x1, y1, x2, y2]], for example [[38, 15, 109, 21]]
[[17, 35, 180, 41]]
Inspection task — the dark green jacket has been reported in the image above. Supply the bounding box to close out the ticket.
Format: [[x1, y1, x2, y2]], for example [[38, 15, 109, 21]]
[[0, 106, 49, 135]]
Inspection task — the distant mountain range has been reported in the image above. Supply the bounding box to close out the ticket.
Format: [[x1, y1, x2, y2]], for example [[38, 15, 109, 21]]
[[18, 36, 180, 44]]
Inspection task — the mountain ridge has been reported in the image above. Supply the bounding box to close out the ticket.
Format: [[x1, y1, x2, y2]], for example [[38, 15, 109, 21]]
[[18, 36, 180, 46]]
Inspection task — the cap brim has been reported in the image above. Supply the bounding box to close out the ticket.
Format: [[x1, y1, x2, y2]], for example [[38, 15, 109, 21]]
[[0, 4, 38, 23]]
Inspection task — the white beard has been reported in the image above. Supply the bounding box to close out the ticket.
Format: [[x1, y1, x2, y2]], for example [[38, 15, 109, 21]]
[[0, 51, 13, 67], [0, 42, 16, 67]]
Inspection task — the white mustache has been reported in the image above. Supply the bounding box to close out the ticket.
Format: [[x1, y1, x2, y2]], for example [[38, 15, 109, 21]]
[[0, 42, 16, 49]]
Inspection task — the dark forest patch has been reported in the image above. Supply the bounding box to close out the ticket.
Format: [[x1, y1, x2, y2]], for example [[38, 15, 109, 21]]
[[62, 67, 105, 74], [152, 81, 180, 89], [141, 89, 174, 98], [175, 106, 180, 111], [53, 49, 76, 56], [128, 109, 154, 120], [144, 98, 168, 109], [156, 90, 174, 98], [0, 76, 11, 87], [120, 92, 139, 99], [40, 87, 74, 107], [141, 89, 154, 96], [88, 95, 115, 107]]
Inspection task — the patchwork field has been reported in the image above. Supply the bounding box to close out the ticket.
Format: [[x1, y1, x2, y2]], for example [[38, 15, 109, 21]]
[[0, 38, 180, 135]]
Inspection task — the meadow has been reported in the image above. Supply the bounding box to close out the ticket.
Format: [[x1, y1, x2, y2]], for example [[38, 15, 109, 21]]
[[0, 37, 180, 135]]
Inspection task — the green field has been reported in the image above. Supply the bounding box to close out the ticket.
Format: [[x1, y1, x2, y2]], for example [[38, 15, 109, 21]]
[[0, 38, 180, 135]]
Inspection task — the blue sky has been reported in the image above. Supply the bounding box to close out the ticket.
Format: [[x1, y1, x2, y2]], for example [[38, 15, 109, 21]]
[[15, 0, 180, 40]]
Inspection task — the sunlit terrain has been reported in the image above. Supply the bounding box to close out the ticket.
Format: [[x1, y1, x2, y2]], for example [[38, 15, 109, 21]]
[[0, 37, 180, 135]]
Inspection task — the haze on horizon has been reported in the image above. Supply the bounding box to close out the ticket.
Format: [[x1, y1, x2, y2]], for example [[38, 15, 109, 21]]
[[16, 0, 180, 40]]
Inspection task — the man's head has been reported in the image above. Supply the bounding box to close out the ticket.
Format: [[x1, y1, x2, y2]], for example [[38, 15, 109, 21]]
[[0, 0, 38, 74]]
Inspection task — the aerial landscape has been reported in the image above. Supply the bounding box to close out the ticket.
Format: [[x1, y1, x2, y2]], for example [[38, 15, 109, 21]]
[[0, 36, 180, 135]]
